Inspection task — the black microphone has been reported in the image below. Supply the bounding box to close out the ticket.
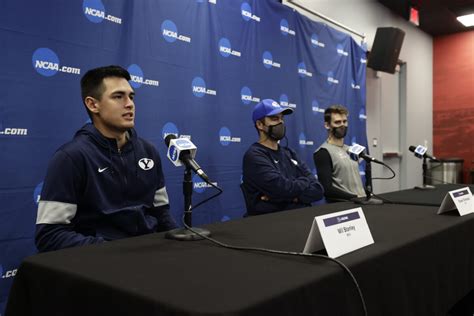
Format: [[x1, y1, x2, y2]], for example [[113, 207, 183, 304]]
[[347, 144, 384, 165], [408, 145, 438, 161], [164, 134, 210, 182]]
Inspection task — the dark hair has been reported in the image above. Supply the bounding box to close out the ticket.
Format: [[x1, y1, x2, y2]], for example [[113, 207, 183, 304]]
[[324, 105, 349, 123], [80, 65, 131, 118]]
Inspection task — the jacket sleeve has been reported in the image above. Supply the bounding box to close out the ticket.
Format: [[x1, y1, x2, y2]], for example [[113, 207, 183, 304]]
[[285, 148, 324, 204], [148, 151, 177, 231], [35, 150, 104, 252], [243, 148, 323, 203], [313, 148, 357, 201]]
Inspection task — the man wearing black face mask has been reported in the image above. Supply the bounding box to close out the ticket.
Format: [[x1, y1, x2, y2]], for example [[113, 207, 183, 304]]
[[313, 105, 365, 201], [241, 99, 324, 216]]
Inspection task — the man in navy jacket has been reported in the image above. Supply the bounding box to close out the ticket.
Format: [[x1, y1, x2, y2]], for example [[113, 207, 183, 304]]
[[242, 99, 324, 215], [36, 65, 177, 252]]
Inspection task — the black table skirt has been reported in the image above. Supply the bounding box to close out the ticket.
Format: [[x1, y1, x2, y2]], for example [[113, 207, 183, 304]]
[[6, 202, 474, 316]]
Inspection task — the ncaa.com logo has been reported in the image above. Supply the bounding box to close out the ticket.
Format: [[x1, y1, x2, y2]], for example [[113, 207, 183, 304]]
[[312, 100, 324, 114], [240, 86, 260, 104], [1, 266, 17, 279], [0, 127, 28, 136], [196, 0, 217, 4], [219, 127, 241, 146], [351, 80, 361, 90], [327, 71, 339, 85], [359, 108, 367, 121], [218, 38, 241, 58], [262, 51, 281, 69], [241, 2, 260, 22], [336, 44, 349, 57], [161, 20, 191, 43], [193, 174, 218, 194], [127, 64, 159, 88], [298, 62, 313, 78], [192, 77, 217, 97], [83, 0, 122, 24], [32, 48, 81, 77], [279, 94, 296, 109], [161, 122, 191, 140], [299, 133, 314, 147], [280, 19, 295, 36], [311, 34, 325, 48]]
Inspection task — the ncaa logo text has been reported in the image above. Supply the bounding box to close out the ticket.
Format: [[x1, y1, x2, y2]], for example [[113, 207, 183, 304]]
[[1, 268, 17, 279], [359, 109, 367, 121], [262, 51, 281, 69], [299, 133, 314, 147], [138, 158, 154, 170], [0, 127, 28, 136], [192, 77, 217, 97], [240, 86, 260, 104], [32, 48, 81, 77], [169, 146, 178, 162], [193, 174, 218, 194], [83, 0, 122, 24], [280, 19, 295, 36], [336, 44, 349, 57], [127, 64, 159, 88], [241, 2, 260, 22], [351, 81, 361, 90], [298, 62, 313, 78], [219, 38, 241, 58], [311, 34, 325, 48], [161, 20, 191, 43], [219, 127, 241, 146], [279, 94, 296, 109], [196, 0, 217, 4], [312, 100, 324, 114], [360, 58, 367, 64], [327, 71, 339, 85]]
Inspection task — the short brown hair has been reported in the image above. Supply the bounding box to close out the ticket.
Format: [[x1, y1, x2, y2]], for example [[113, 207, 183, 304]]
[[324, 105, 349, 123]]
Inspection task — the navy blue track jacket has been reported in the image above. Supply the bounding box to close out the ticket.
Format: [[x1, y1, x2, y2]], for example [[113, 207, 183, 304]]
[[242, 142, 324, 215], [36, 124, 177, 252]]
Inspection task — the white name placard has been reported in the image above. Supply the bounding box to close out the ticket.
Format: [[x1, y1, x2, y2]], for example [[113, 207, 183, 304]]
[[437, 187, 474, 216], [303, 207, 374, 258]]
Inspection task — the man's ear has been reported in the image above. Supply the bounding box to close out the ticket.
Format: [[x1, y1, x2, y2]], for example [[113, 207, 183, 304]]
[[324, 121, 330, 130], [255, 119, 265, 131], [84, 97, 99, 114]]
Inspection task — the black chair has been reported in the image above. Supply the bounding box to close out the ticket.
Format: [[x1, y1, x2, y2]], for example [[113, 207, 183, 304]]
[[239, 183, 253, 216]]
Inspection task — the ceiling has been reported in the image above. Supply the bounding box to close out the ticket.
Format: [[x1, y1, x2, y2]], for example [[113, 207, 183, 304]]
[[377, 0, 474, 36]]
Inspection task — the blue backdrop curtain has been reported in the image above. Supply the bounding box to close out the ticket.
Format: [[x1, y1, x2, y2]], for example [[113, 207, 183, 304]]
[[0, 0, 367, 311]]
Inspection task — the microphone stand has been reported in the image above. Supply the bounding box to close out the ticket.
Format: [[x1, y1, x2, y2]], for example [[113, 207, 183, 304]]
[[354, 161, 383, 205], [414, 157, 435, 190], [165, 167, 211, 241]]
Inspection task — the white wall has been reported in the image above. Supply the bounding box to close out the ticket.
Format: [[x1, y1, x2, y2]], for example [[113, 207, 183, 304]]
[[284, 0, 433, 191]]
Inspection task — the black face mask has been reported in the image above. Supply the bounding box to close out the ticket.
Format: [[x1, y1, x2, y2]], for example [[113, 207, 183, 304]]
[[332, 126, 347, 139], [264, 122, 286, 141]]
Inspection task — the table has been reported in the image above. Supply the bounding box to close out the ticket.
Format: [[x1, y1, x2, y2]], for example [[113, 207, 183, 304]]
[[6, 202, 474, 316], [377, 184, 474, 206]]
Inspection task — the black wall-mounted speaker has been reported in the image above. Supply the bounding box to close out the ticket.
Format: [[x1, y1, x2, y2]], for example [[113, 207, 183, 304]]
[[367, 27, 405, 74]]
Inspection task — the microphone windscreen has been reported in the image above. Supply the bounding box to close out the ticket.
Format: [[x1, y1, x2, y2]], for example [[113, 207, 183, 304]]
[[408, 145, 416, 152], [164, 134, 177, 147]]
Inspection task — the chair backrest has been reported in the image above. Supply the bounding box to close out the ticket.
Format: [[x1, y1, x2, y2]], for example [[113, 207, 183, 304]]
[[239, 183, 253, 216]]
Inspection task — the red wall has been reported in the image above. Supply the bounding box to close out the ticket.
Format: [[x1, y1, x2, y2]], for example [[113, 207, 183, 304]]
[[433, 31, 474, 182]]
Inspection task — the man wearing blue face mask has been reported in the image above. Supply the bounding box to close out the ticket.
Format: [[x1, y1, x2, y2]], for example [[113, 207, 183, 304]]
[[241, 99, 324, 216], [313, 105, 365, 201]]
